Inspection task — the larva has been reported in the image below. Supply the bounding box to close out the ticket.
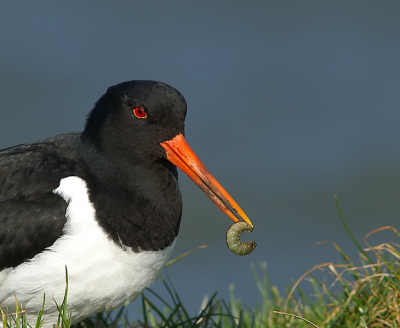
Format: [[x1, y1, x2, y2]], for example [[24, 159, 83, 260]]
[[226, 221, 257, 256]]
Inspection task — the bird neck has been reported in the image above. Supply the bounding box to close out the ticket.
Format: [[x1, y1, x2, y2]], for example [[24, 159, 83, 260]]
[[79, 140, 182, 252]]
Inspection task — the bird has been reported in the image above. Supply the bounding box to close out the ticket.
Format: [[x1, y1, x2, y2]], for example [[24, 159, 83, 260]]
[[0, 80, 253, 327]]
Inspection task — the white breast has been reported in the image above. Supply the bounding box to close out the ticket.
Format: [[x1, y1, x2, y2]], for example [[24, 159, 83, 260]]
[[0, 176, 176, 327]]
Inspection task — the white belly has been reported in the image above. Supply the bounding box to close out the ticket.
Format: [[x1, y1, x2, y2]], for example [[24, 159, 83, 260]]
[[0, 176, 176, 327]]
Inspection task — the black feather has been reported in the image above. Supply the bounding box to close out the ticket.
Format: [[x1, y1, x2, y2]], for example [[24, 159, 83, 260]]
[[0, 133, 84, 270]]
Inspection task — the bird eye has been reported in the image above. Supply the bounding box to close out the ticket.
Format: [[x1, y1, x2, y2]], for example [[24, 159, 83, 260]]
[[133, 107, 147, 119]]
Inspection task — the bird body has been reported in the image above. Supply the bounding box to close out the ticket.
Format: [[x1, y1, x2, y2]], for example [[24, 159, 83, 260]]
[[0, 80, 252, 327], [1, 174, 176, 325]]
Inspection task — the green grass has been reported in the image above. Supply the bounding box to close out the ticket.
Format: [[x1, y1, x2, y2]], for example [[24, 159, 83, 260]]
[[1, 196, 399, 327]]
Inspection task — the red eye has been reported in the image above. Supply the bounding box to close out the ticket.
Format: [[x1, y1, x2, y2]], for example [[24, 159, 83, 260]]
[[133, 107, 147, 119]]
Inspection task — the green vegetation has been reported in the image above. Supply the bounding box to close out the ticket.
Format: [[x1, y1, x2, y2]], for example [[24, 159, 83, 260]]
[[1, 197, 399, 327]]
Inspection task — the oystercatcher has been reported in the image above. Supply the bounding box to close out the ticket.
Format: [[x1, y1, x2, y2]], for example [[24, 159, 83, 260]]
[[0, 80, 252, 327]]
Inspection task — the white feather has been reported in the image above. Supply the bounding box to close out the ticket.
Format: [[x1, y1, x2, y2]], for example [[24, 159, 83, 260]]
[[0, 176, 176, 327]]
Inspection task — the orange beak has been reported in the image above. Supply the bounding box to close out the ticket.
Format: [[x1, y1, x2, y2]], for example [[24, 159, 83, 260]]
[[160, 134, 253, 228]]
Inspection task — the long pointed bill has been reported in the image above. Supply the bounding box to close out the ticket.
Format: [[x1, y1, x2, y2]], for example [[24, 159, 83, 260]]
[[160, 134, 253, 228]]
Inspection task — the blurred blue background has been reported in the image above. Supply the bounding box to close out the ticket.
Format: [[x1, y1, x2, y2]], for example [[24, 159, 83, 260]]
[[1, 0, 400, 317]]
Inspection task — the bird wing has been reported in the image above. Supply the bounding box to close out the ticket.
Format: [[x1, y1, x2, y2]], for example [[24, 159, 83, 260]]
[[0, 133, 84, 270]]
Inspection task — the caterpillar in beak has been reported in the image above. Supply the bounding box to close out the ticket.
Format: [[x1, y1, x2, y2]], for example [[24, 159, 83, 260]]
[[226, 221, 257, 256]]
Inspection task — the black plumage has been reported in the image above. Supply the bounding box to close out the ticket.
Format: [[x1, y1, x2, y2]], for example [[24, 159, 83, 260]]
[[0, 134, 83, 270], [0, 80, 187, 270]]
